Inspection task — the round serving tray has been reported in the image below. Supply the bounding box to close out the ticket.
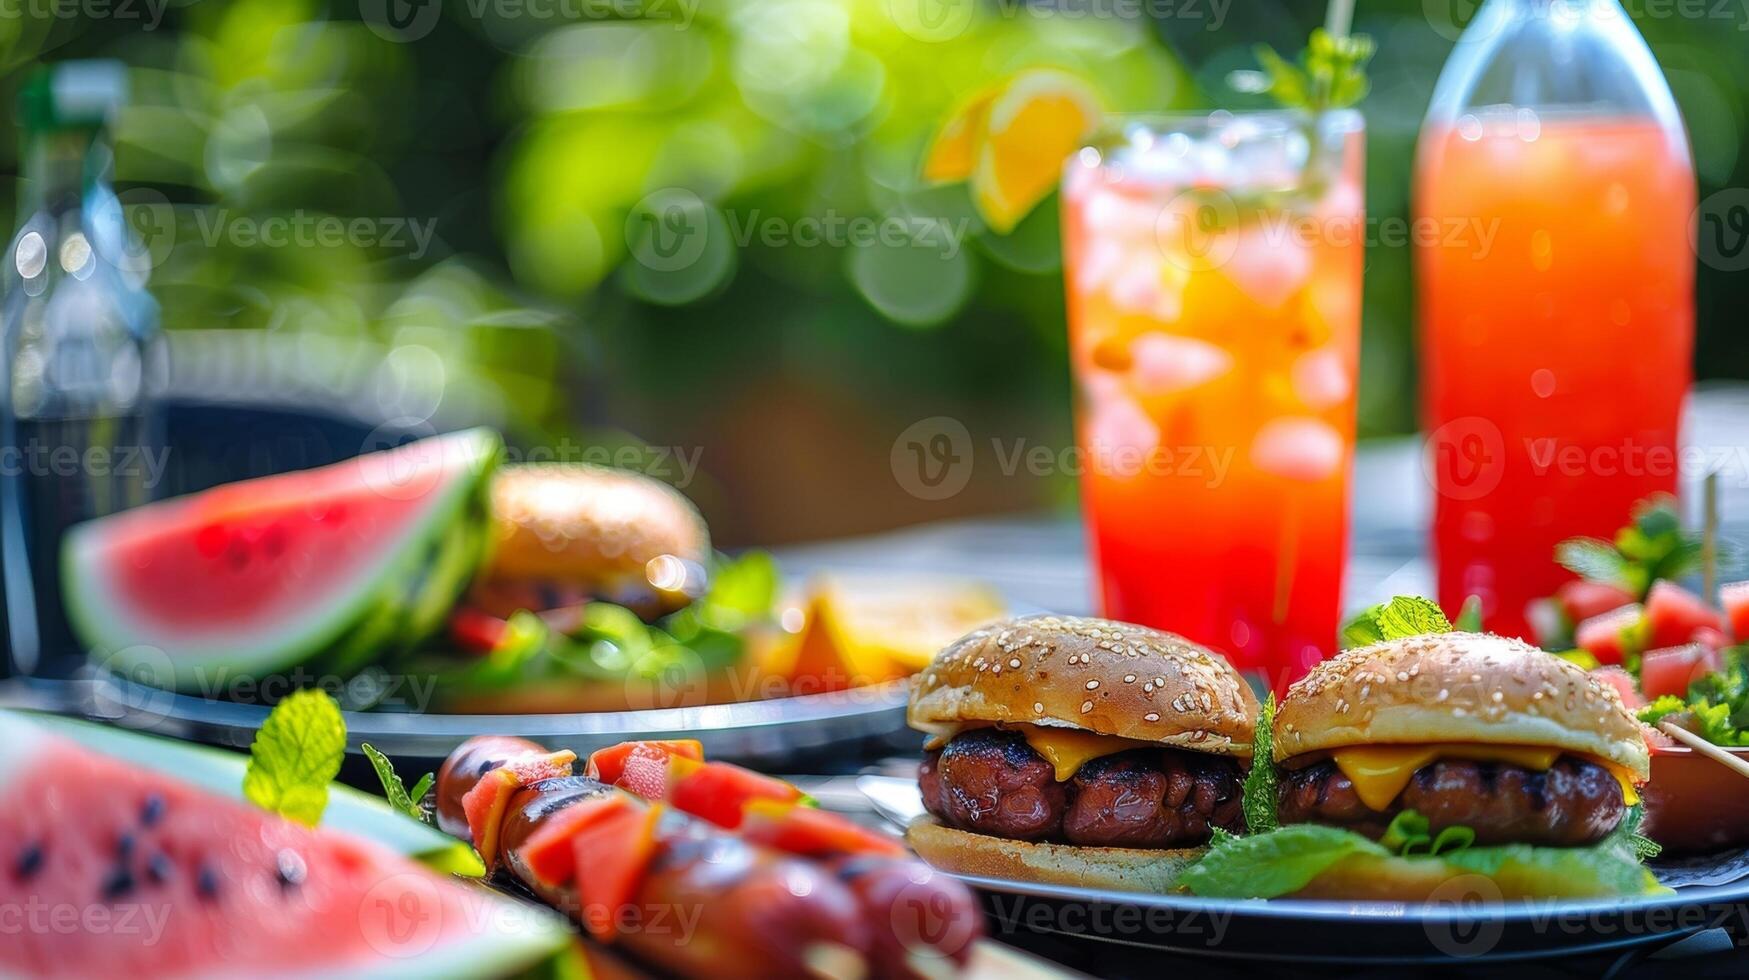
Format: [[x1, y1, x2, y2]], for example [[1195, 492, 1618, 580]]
[[17, 670, 914, 769], [953, 872, 1749, 964]]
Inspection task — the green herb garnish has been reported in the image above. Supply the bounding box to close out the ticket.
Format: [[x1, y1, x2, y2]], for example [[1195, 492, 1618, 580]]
[[1241, 693, 1278, 834], [243, 689, 346, 826], [1556, 496, 1702, 600], [362, 742, 434, 822], [1340, 595, 1453, 650]]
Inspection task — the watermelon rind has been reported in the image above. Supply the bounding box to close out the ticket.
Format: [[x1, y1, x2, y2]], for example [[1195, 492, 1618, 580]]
[[321, 486, 493, 680], [62, 428, 501, 691], [14, 710, 473, 868], [3, 711, 581, 979]]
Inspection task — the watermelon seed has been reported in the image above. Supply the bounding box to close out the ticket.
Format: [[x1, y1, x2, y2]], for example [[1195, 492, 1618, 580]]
[[101, 866, 135, 900], [146, 852, 173, 885], [116, 832, 135, 859], [274, 849, 307, 891], [14, 841, 44, 880], [140, 794, 165, 827], [197, 865, 221, 900], [226, 540, 249, 569]]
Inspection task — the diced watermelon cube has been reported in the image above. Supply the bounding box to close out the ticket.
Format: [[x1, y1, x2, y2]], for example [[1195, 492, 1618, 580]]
[[1555, 580, 1636, 626], [667, 761, 803, 830], [1641, 643, 1722, 700], [740, 798, 907, 858], [1575, 603, 1643, 665], [1645, 581, 1724, 650], [460, 750, 577, 869], [449, 607, 509, 654], [584, 740, 704, 787], [570, 803, 664, 942], [1691, 626, 1730, 651], [1590, 666, 1646, 711], [516, 795, 633, 888], [1722, 580, 1749, 641]]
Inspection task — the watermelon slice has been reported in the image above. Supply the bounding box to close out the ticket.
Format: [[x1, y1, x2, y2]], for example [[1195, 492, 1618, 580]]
[[0, 712, 574, 978], [1575, 603, 1643, 665], [1555, 580, 1635, 626], [1644, 582, 1724, 651], [63, 429, 499, 690], [1722, 580, 1749, 641], [1641, 643, 1721, 700], [569, 803, 664, 942], [739, 798, 907, 858]]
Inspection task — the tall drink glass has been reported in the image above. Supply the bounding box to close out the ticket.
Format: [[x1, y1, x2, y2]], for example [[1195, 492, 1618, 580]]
[[1061, 111, 1365, 686], [1416, 0, 1693, 637]]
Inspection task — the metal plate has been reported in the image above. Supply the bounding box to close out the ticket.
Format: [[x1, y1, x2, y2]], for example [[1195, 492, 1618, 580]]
[[858, 776, 1749, 963], [19, 671, 914, 769]]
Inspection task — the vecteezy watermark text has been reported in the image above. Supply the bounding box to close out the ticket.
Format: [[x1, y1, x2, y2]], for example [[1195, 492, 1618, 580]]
[[192, 210, 438, 261], [0, 0, 168, 29], [0, 442, 169, 489]]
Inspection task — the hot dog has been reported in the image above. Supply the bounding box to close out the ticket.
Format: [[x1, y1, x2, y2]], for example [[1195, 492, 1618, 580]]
[[437, 740, 876, 978], [436, 736, 984, 979], [434, 734, 545, 837]]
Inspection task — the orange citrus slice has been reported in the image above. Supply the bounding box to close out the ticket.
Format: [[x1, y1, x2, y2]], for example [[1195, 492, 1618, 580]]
[[783, 575, 1008, 689], [971, 70, 1103, 233], [923, 86, 1000, 184]]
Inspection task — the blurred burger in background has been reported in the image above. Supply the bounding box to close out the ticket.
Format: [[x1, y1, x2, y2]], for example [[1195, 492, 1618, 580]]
[[469, 462, 712, 621]]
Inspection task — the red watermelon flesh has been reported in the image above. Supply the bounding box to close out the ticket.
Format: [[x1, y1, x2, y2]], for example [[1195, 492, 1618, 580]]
[[1722, 580, 1749, 641], [63, 428, 498, 690], [1644, 582, 1724, 651], [0, 715, 570, 979]]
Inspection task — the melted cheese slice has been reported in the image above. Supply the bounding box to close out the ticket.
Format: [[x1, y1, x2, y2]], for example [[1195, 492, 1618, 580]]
[[1019, 727, 1158, 781], [1328, 744, 1640, 811]]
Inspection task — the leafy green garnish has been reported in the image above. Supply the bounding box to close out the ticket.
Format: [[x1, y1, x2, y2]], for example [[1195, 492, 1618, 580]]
[[362, 742, 433, 822], [1181, 822, 1664, 899], [430, 551, 779, 698], [1229, 28, 1374, 115], [1179, 824, 1385, 899], [243, 689, 346, 826], [1636, 648, 1749, 747], [1379, 810, 1477, 857], [1556, 496, 1702, 600], [1241, 694, 1278, 834], [1340, 596, 1453, 649]]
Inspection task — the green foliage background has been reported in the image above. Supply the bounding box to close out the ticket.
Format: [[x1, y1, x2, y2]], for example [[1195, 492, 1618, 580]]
[[8, 0, 1747, 541]]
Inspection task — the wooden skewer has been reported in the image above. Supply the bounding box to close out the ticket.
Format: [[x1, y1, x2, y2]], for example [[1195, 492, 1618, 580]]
[[1659, 721, 1749, 779]]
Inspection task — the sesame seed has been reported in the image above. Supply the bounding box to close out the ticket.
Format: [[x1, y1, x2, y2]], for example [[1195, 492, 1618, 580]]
[[1124, 674, 1136, 683], [1009, 658, 1021, 669], [1033, 702, 1044, 713], [1144, 712, 1160, 722], [1491, 691, 1503, 703], [1085, 680, 1099, 691], [1436, 689, 1449, 701], [1080, 700, 1093, 713]]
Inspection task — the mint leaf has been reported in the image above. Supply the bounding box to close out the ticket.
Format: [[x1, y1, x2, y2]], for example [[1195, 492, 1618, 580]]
[[243, 689, 346, 826], [1375, 596, 1453, 638], [1241, 694, 1278, 834], [1342, 596, 1453, 649], [362, 742, 432, 822], [1555, 537, 1632, 587]]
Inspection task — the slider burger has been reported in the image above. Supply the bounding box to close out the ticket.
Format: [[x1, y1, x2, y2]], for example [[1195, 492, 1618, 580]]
[[906, 615, 1259, 890], [1177, 630, 1658, 900], [470, 462, 711, 620]]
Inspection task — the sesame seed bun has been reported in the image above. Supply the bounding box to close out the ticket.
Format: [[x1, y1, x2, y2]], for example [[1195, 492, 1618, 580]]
[[474, 463, 709, 615], [908, 615, 1259, 757], [1274, 632, 1650, 780], [905, 817, 1201, 893]]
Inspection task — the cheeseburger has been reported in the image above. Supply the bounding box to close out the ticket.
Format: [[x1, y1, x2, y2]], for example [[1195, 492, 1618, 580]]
[[470, 462, 711, 620], [907, 615, 1259, 890]]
